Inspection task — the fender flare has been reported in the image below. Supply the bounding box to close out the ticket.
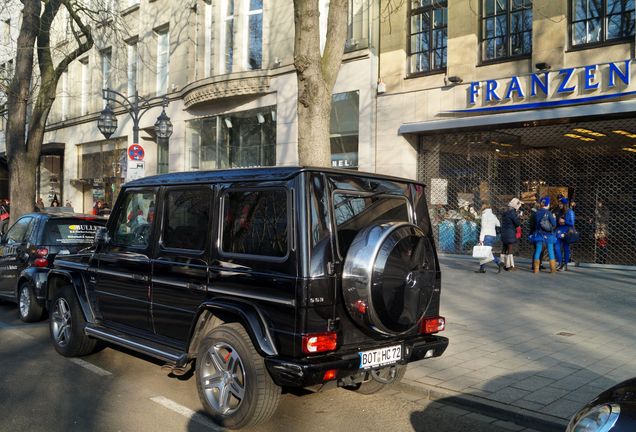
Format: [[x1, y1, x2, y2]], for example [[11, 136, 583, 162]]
[[189, 299, 278, 357], [15, 268, 48, 302], [46, 269, 95, 323]]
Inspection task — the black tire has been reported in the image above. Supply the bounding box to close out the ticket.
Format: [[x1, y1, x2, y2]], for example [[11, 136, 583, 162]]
[[348, 364, 407, 395], [49, 285, 97, 357], [17, 282, 45, 323], [195, 323, 280, 429]]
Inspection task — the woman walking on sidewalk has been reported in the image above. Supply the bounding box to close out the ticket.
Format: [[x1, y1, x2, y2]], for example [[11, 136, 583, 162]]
[[475, 204, 503, 273], [532, 197, 557, 273], [500, 198, 522, 271]]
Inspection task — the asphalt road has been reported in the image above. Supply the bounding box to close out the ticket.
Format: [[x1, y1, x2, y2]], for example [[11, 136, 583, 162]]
[[0, 301, 534, 432]]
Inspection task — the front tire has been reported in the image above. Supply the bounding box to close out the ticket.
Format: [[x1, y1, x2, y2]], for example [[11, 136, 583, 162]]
[[18, 282, 45, 323], [49, 286, 97, 357], [195, 323, 280, 429]]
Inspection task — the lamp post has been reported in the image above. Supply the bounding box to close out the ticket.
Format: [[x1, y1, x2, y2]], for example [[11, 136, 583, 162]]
[[97, 89, 173, 143]]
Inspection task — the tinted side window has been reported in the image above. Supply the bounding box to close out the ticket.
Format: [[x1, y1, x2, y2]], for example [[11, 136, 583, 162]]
[[333, 193, 410, 258], [112, 190, 156, 248], [222, 189, 288, 257], [5, 217, 34, 245], [162, 188, 211, 250]]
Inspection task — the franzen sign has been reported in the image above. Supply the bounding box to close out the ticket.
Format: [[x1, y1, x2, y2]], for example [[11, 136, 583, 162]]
[[451, 60, 633, 113]]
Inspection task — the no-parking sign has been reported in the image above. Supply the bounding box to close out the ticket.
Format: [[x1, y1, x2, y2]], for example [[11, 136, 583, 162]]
[[128, 144, 145, 161]]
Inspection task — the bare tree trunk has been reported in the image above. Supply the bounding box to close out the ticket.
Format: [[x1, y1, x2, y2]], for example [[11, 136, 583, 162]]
[[6, 0, 41, 222], [293, 0, 348, 167], [5, 0, 92, 222]]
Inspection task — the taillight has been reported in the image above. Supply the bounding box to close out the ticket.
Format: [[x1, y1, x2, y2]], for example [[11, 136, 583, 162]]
[[421, 316, 445, 334], [302, 332, 338, 354], [34, 258, 49, 267], [323, 369, 337, 381], [34, 248, 49, 268]]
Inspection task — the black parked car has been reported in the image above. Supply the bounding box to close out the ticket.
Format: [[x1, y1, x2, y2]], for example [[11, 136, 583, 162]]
[[567, 377, 636, 432], [46, 167, 448, 429], [0, 212, 105, 322]]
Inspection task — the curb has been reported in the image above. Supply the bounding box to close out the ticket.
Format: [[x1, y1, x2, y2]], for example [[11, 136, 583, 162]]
[[397, 381, 569, 432]]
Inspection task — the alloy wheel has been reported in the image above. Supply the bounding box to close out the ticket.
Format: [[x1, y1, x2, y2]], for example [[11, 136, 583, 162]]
[[199, 342, 246, 415], [51, 298, 72, 347], [18, 286, 30, 318]]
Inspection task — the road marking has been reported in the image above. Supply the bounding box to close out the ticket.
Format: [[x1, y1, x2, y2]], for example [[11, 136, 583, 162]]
[[150, 396, 222, 430], [68, 358, 113, 376]]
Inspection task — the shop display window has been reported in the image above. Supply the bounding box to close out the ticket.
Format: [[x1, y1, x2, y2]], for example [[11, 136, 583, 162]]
[[330, 91, 359, 169], [185, 107, 276, 170], [38, 155, 62, 207], [78, 139, 127, 211]]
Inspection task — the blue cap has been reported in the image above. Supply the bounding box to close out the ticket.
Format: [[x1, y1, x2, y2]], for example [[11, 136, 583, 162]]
[[540, 196, 550, 206], [560, 197, 569, 205]]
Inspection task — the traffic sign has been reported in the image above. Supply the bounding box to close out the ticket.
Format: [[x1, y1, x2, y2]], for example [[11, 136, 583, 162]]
[[128, 144, 145, 161]]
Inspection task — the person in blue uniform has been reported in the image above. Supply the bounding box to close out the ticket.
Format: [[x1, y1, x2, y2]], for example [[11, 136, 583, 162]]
[[533, 196, 557, 273], [554, 197, 576, 271]]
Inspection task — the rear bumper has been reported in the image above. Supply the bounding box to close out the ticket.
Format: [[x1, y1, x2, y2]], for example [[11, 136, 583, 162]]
[[265, 335, 448, 388]]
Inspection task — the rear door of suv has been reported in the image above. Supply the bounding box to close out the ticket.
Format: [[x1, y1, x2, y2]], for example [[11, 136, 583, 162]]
[[151, 186, 212, 347]]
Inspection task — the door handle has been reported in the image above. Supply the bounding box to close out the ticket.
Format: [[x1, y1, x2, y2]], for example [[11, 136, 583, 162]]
[[132, 274, 149, 282], [187, 282, 206, 292]]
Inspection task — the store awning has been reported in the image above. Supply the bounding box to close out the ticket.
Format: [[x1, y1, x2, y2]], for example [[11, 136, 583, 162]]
[[398, 99, 636, 135]]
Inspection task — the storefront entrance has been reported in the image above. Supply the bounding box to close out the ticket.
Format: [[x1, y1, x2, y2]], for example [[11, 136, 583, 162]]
[[418, 116, 636, 266]]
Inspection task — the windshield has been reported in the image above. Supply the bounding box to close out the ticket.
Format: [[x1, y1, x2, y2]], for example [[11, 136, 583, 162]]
[[42, 220, 104, 245]]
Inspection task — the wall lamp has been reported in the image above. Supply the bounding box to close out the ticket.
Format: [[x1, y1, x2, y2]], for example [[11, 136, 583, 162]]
[[535, 62, 551, 71], [445, 75, 463, 85]]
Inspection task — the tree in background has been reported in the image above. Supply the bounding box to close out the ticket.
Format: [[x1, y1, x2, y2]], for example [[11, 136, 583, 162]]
[[293, 0, 348, 167], [3, 0, 115, 221]]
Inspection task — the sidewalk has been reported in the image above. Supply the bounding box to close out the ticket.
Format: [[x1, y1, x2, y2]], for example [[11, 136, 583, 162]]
[[400, 255, 636, 431]]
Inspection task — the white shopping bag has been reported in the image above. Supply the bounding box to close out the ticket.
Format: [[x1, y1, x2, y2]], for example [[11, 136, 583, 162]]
[[472, 245, 492, 259]]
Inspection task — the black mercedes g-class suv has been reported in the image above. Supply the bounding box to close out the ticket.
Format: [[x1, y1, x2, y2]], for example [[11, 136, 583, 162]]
[[47, 167, 447, 429]]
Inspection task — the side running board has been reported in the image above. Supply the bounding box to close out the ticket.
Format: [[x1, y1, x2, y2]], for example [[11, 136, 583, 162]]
[[85, 324, 189, 368]]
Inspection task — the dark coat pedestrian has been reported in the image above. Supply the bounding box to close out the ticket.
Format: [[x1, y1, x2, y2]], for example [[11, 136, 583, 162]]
[[501, 207, 521, 244], [500, 198, 522, 270]]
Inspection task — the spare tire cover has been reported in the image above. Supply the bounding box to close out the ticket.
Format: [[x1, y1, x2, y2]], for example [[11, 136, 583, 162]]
[[342, 221, 437, 336]]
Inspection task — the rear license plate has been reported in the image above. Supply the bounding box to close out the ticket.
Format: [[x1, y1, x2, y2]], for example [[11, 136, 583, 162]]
[[359, 345, 402, 369]]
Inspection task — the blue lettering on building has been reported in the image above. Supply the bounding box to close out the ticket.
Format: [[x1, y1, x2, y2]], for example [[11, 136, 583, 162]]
[[485, 80, 500, 102], [466, 60, 632, 109], [556, 68, 576, 93], [469, 82, 481, 104], [608, 60, 630, 87], [530, 72, 549, 97], [584, 65, 599, 90], [504, 76, 525, 99]]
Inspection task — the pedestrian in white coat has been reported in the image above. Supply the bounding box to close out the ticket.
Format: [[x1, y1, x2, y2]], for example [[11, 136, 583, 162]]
[[476, 204, 503, 273]]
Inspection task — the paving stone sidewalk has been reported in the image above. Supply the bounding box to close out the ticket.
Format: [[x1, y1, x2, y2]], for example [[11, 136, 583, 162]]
[[401, 255, 636, 430]]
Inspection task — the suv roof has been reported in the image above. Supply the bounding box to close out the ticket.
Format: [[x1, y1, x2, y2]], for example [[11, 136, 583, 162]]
[[125, 166, 425, 188]]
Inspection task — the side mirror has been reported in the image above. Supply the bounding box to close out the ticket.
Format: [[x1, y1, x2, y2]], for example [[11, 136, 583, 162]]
[[94, 227, 111, 247]]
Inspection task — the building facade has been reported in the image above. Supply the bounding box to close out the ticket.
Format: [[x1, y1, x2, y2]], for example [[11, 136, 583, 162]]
[[2, 1, 636, 265], [1, 0, 380, 212], [378, 0, 636, 265]]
